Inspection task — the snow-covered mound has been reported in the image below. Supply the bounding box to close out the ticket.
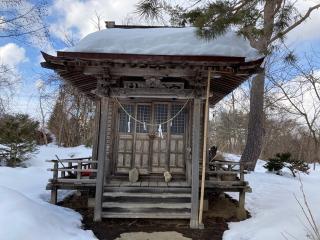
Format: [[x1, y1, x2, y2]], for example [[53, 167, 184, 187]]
[[0, 186, 95, 240], [223, 154, 320, 240], [0, 144, 96, 240], [68, 27, 259, 60]]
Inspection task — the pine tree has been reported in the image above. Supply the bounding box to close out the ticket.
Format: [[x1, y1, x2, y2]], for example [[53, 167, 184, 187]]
[[0, 114, 39, 167], [137, 0, 320, 170]]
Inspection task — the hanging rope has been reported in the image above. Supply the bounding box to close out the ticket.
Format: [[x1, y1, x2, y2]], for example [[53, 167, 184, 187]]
[[112, 91, 194, 127]]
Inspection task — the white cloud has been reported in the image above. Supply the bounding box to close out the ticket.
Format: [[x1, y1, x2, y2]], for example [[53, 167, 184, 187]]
[[286, 1, 320, 44], [49, 0, 140, 42], [0, 43, 28, 67]]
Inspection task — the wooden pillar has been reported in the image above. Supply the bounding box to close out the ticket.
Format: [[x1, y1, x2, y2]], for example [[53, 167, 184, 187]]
[[190, 97, 201, 229], [92, 100, 101, 164], [94, 97, 109, 222]]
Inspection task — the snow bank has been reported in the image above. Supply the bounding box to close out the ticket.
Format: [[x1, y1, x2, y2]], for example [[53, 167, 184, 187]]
[[222, 154, 320, 240], [68, 27, 259, 60], [0, 144, 96, 240], [0, 186, 95, 240]]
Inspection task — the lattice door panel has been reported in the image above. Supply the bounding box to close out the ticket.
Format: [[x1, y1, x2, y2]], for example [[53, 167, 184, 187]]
[[134, 104, 151, 174], [151, 104, 169, 173], [169, 104, 186, 173], [116, 104, 134, 173]]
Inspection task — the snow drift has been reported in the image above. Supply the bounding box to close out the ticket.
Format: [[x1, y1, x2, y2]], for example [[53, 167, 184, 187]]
[[0, 186, 95, 240]]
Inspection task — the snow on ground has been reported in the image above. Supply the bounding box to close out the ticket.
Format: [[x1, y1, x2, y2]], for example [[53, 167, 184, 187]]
[[1, 144, 320, 240], [222, 154, 320, 240], [68, 27, 260, 60], [0, 144, 96, 240]]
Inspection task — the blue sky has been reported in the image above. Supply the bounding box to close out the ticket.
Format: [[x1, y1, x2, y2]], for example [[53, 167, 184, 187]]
[[0, 0, 319, 120]]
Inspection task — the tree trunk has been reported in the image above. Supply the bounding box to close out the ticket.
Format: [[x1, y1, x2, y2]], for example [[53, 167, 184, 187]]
[[240, 70, 266, 171]]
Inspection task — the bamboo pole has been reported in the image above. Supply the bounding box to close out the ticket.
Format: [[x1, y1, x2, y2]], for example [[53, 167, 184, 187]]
[[199, 68, 211, 225]]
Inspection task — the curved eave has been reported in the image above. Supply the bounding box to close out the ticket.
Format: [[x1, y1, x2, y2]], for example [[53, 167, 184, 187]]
[[41, 51, 264, 105]]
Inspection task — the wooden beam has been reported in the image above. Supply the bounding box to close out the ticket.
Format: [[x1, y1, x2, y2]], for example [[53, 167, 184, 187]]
[[84, 65, 196, 78], [107, 88, 199, 99], [190, 97, 201, 229], [94, 97, 109, 221]]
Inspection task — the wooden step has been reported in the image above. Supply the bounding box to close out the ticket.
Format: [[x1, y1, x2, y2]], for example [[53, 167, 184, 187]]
[[101, 211, 191, 219], [103, 192, 191, 198], [102, 202, 191, 209], [104, 186, 191, 193]]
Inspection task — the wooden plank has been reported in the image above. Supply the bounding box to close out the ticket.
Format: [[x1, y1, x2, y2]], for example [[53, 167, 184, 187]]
[[190, 97, 201, 229], [94, 97, 109, 222], [110, 88, 197, 99], [50, 178, 96, 184], [46, 160, 97, 163], [46, 157, 92, 161], [158, 182, 168, 187], [101, 212, 190, 219], [102, 202, 191, 209], [148, 181, 158, 187], [48, 168, 98, 173], [103, 192, 191, 198]]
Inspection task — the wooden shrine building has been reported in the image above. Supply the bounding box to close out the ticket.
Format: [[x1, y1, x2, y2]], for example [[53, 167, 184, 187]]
[[41, 22, 263, 229]]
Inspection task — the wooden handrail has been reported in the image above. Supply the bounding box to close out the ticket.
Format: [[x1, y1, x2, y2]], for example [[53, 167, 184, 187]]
[[46, 160, 98, 163], [48, 168, 98, 172]]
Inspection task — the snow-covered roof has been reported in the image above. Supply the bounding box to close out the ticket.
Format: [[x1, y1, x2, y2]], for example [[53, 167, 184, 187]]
[[68, 27, 259, 60]]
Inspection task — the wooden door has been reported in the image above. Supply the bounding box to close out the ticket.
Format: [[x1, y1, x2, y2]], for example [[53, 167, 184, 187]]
[[115, 101, 188, 176]]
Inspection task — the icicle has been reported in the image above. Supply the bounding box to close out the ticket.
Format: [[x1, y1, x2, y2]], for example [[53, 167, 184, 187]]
[[170, 120, 173, 127], [158, 124, 163, 139], [128, 116, 131, 133], [143, 122, 147, 131]]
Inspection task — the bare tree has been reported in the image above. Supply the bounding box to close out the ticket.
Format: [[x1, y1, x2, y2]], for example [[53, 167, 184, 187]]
[[269, 49, 320, 168], [91, 10, 104, 31], [0, 64, 20, 115], [35, 79, 50, 145], [0, 0, 48, 44]]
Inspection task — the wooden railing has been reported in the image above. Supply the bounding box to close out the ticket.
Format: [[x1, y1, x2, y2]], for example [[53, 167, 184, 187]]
[[47, 157, 98, 182], [47, 156, 98, 204], [208, 160, 244, 182]]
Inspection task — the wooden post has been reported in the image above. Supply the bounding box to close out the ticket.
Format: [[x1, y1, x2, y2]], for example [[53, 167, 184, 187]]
[[50, 161, 58, 204], [237, 189, 246, 220], [94, 97, 109, 222], [67, 162, 72, 177], [237, 163, 246, 219], [92, 99, 101, 170], [199, 69, 211, 227], [190, 97, 201, 229], [77, 162, 82, 180]]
